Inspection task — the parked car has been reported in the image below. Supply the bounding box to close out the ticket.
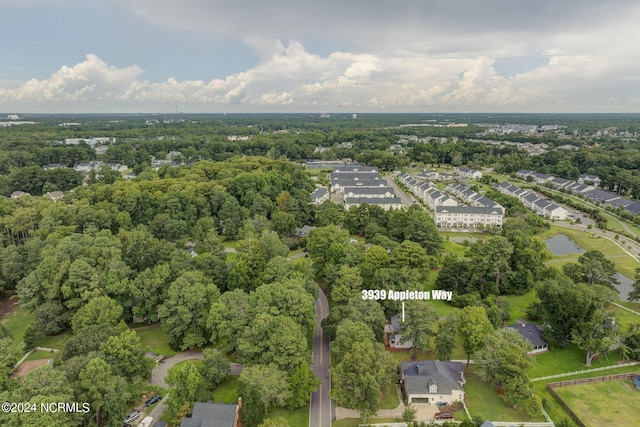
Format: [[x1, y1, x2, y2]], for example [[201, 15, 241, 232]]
[[124, 411, 140, 424], [145, 394, 161, 406], [139, 416, 154, 427], [434, 411, 453, 420]]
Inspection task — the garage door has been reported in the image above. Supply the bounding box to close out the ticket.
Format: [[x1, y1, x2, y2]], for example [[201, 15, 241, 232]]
[[411, 398, 429, 404]]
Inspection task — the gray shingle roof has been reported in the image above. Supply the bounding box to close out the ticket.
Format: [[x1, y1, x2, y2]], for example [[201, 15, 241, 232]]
[[401, 361, 464, 395], [345, 197, 402, 205], [180, 402, 237, 427], [505, 323, 548, 348], [311, 188, 328, 199], [435, 206, 502, 215]]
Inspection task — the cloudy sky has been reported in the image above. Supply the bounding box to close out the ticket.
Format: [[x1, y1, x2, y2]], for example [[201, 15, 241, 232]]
[[1, 0, 639, 113]]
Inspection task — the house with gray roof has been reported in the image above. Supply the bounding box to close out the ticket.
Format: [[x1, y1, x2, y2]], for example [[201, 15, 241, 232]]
[[505, 322, 548, 354], [578, 174, 601, 187], [344, 197, 403, 211], [180, 401, 238, 427], [310, 188, 329, 204], [385, 314, 413, 349], [295, 225, 317, 238], [400, 361, 465, 405]]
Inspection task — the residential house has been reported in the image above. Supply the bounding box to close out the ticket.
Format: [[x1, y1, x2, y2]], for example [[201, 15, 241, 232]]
[[295, 226, 317, 238], [456, 166, 482, 179], [496, 182, 567, 220], [329, 172, 383, 181], [578, 174, 602, 187], [385, 314, 413, 349], [43, 163, 65, 171], [180, 401, 239, 427], [44, 191, 64, 203], [400, 361, 465, 405], [343, 187, 395, 199], [311, 188, 330, 204], [332, 165, 378, 173], [434, 206, 503, 229], [331, 179, 387, 192], [549, 177, 572, 189], [10, 191, 30, 199], [344, 197, 403, 211], [582, 189, 620, 204], [505, 323, 549, 354]]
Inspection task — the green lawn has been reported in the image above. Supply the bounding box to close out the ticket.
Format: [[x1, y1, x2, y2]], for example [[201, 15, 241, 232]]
[[266, 407, 309, 427], [24, 349, 57, 362], [503, 289, 538, 323], [607, 305, 640, 331], [212, 375, 239, 404], [133, 323, 178, 357], [465, 371, 544, 423], [528, 343, 622, 379], [554, 379, 640, 427], [379, 382, 400, 409], [443, 239, 468, 257], [2, 307, 34, 350], [36, 332, 69, 350], [538, 226, 639, 279]]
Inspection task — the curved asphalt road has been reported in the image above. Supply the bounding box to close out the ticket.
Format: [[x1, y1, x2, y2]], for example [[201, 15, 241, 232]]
[[146, 351, 242, 425], [309, 288, 331, 427]]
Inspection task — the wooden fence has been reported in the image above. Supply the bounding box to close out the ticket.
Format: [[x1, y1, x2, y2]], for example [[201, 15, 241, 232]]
[[546, 373, 637, 427]]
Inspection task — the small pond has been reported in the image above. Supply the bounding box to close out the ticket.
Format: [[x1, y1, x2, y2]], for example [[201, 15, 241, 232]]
[[544, 234, 586, 256]]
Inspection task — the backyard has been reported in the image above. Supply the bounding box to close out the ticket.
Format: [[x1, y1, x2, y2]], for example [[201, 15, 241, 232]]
[[554, 378, 640, 427]]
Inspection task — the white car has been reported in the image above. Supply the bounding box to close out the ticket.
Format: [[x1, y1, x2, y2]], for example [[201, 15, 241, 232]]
[[123, 411, 140, 424], [139, 416, 154, 427]]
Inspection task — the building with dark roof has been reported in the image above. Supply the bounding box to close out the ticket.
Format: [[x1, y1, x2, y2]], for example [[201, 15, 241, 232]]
[[386, 314, 413, 349], [505, 323, 548, 354], [310, 188, 329, 204], [295, 225, 317, 238], [344, 197, 403, 211], [180, 401, 238, 427], [400, 361, 465, 405]]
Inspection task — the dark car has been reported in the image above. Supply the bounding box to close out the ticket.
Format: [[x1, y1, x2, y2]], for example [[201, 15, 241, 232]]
[[145, 394, 161, 406], [434, 411, 453, 420]]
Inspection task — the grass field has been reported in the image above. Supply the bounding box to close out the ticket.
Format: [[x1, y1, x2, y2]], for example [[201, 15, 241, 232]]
[[538, 226, 639, 280], [266, 407, 309, 427], [36, 332, 69, 350], [528, 343, 623, 379], [530, 365, 640, 425], [465, 371, 544, 423], [3, 307, 34, 349], [212, 375, 239, 403], [24, 349, 58, 361], [379, 382, 400, 409], [554, 379, 640, 427], [133, 323, 178, 357], [504, 289, 538, 323]]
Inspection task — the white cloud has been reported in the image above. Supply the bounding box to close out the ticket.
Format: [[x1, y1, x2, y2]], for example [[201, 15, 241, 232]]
[[1, 38, 640, 112]]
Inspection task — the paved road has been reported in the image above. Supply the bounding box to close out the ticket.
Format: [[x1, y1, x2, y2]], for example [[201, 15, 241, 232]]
[[150, 352, 244, 388], [146, 351, 242, 425], [309, 288, 331, 427], [385, 175, 416, 207]]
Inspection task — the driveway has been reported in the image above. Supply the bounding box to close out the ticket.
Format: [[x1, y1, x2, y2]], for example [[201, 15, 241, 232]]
[[149, 351, 243, 389]]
